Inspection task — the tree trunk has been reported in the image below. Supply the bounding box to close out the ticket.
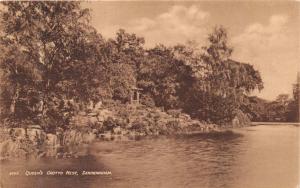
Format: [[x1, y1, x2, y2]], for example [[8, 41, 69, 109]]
[[10, 86, 19, 114]]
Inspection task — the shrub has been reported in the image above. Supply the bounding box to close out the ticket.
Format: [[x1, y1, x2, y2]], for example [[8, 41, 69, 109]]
[[140, 95, 156, 108], [130, 119, 149, 133], [166, 109, 182, 118]]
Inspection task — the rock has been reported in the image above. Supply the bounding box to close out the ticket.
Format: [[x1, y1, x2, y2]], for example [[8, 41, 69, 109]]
[[27, 125, 44, 142], [27, 125, 42, 129], [10, 128, 26, 139], [46, 134, 58, 147], [63, 130, 83, 145], [13, 148, 27, 159], [87, 101, 94, 111], [88, 116, 98, 125], [88, 112, 98, 117], [113, 126, 122, 134], [121, 130, 128, 135], [94, 101, 102, 110], [0, 140, 28, 159], [97, 115, 105, 122], [179, 114, 191, 121], [82, 132, 96, 143], [38, 152, 46, 158], [99, 109, 114, 119], [99, 132, 112, 141], [56, 152, 63, 159], [63, 152, 72, 158]]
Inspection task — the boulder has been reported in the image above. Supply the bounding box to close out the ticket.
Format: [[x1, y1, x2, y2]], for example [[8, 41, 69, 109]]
[[88, 112, 98, 117], [88, 116, 99, 125], [46, 134, 58, 147], [10, 128, 26, 139], [27, 125, 44, 142], [113, 126, 122, 134], [99, 132, 112, 141], [179, 114, 191, 121], [94, 101, 102, 110]]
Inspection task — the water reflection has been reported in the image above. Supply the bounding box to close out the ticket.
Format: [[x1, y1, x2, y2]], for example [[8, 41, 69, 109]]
[[90, 131, 245, 188], [0, 125, 298, 188]]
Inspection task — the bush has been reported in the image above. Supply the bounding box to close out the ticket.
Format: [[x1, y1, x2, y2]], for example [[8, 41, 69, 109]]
[[130, 119, 149, 133], [103, 117, 118, 132], [166, 109, 182, 118], [102, 116, 128, 131], [140, 95, 156, 108], [232, 110, 251, 127]]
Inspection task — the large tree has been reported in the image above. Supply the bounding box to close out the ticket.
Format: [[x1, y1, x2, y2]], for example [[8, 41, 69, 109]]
[[0, 2, 104, 130], [184, 26, 264, 123], [98, 29, 145, 102], [137, 44, 195, 109]]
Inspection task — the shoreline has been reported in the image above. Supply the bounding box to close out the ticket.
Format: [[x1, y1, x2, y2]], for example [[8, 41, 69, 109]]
[[0, 100, 252, 160], [0, 123, 234, 161], [251, 122, 300, 126]]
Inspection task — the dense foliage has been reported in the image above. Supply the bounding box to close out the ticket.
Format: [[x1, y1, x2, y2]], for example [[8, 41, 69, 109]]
[[242, 75, 299, 122], [1, 2, 295, 132], [0, 2, 107, 131]]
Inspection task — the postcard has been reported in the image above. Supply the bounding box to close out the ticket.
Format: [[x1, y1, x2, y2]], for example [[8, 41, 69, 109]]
[[0, 1, 299, 188]]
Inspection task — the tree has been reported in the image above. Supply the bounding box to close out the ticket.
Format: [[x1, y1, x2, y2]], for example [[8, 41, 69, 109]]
[[137, 44, 194, 109], [186, 26, 264, 123], [0, 3, 266, 128], [240, 96, 268, 122], [276, 94, 290, 106], [286, 73, 300, 122], [0, 2, 104, 131], [98, 29, 145, 102]]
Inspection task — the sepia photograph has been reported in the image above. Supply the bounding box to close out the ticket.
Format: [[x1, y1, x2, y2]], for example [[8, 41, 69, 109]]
[[0, 1, 299, 188]]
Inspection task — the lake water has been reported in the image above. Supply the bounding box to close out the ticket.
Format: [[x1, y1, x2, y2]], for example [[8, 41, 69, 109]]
[[1, 124, 299, 188]]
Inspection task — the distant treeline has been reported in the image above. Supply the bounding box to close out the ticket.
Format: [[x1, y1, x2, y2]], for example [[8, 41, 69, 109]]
[[242, 81, 300, 122], [1, 2, 295, 131]]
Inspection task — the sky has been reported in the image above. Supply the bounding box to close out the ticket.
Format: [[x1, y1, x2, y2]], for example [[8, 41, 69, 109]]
[[85, 2, 300, 100], [0, 2, 298, 100], [83, 1, 300, 100]]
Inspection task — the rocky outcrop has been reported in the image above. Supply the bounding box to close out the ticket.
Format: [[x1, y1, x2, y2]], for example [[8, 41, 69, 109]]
[[0, 103, 222, 160]]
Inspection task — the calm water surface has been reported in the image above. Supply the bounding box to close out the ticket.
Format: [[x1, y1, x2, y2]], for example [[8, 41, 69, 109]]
[[1, 124, 299, 188]]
